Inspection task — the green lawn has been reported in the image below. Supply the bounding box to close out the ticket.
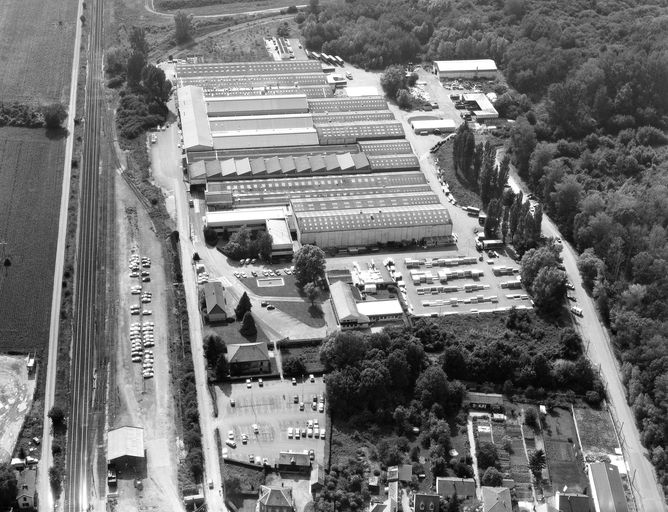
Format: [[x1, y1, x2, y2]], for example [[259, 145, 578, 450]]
[[207, 317, 270, 346], [272, 300, 326, 328], [241, 273, 305, 298]]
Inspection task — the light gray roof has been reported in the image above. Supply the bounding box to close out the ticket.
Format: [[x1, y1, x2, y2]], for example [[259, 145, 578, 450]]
[[178, 86, 214, 151], [482, 487, 512, 512], [204, 282, 226, 315], [329, 281, 366, 323], [108, 426, 145, 461], [589, 462, 629, 512], [227, 342, 270, 364]]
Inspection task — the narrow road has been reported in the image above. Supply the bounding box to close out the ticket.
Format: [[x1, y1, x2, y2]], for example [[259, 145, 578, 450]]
[[39, 0, 85, 508], [64, 0, 106, 509], [144, 0, 305, 19], [499, 150, 667, 511]]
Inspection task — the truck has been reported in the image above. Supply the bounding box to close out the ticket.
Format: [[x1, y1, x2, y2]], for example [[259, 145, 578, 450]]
[[476, 239, 504, 251], [464, 206, 480, 217]]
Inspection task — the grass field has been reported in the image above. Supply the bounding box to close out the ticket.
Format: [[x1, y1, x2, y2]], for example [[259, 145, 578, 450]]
[[272, 301, 326, 328], [0, 128, 65, 352], [0, 0, 77, 103], [573, 406, 619, 457], [159, 0, 303, 15]]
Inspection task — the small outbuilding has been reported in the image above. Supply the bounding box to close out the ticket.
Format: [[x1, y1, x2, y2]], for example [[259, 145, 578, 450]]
[[203, 281, 228, 323]]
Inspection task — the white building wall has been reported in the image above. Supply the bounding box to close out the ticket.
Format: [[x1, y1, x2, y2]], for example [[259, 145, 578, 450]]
[[299, 224, 453, 248]]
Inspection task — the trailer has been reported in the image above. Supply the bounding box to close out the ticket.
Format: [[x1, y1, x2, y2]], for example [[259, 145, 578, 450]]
[[476, 239, 504, 250]]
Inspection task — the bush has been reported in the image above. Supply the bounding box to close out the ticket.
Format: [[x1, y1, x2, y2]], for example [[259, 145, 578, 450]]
[[203, 227, 218, 246], [48, 406, 65, 426], [286, 5, 298, 13], [283, 356, 307, 378], [524, 407, 538, 429]]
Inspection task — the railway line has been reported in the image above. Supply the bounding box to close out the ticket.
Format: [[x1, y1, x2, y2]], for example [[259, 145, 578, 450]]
[[64, 0, 106, 508]]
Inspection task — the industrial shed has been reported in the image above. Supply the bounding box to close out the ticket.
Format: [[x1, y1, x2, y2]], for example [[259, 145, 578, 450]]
[[307, 96, 388, 112], [433, 59, 498, 79], [107, 426, 145, 470], [410, 119, 457, 134], [359, 140, 414, 155], [178, 86, 214, 151], [295, 204, 453, 248], [205, 206, 290, 232], [317, 122, 405, 144], [211, 128, 320, 150], [368, 154, 420, 172], [176, 60, 322, 79], [209, 113, 314, 132], [206, 94, 309, 117]]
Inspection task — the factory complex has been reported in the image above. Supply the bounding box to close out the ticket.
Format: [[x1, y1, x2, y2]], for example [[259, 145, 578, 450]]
[[176, 60, 454, 253]]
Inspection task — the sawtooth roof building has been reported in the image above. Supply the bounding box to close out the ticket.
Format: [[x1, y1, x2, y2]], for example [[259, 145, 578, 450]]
[[177, 60, 454, 254]]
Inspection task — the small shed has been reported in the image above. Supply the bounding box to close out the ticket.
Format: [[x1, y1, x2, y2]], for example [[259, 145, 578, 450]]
[[108, 426, 145, 470]]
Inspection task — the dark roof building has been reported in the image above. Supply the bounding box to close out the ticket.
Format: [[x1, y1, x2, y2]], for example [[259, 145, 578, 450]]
[[257, 485, 295, 512], [436, 477, 476, 499], [414, 493, 440, 512], [555, 492, 594, 512], [227, 342, 271, 375]]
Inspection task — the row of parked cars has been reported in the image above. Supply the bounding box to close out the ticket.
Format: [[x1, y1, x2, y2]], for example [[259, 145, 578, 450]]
[[128, 253, 155, 379], [288, 418, 326, 441]]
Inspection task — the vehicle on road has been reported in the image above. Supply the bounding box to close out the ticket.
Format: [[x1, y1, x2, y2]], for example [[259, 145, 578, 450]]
[[309, 374, 315, 382], [291, 378, 297, 385], [258, 378, 263, 387], [246, 378, 252, 388], [570, 306, 583, 316], [309, 449, 315, 460], [267, 304, 275, 310], [566, 281, 575, 290], [225, 440, 236, 448], [208, 479, 214, 489]]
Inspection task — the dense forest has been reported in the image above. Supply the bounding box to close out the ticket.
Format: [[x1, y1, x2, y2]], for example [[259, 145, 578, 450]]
[[300, 0, 668, 497]]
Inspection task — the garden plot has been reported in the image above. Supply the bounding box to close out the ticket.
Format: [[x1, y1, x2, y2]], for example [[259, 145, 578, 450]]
[[0, 355, 35, 462], [573, 406, 619, 460], [542, 408, 589, 493]]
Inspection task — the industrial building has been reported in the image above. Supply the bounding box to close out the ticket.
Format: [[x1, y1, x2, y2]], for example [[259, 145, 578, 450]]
[[433, 59, 498, 79], [588, 462, 629, 512], [410, 118, 457, 134], [295, 204, 452, 248], [329, 281, 403, 329], [177, 60, 455, 253], [462, 93, 498, 121], [107, 426, 145, 470]]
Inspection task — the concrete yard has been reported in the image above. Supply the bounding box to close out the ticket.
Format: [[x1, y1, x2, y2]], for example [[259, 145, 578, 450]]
[[214, 376, 328, 467]]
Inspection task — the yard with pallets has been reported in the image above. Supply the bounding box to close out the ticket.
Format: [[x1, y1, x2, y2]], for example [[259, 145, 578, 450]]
[[542, 407, 588, 494], [0, 128, 66, 352], [0, 0, 77, 104]]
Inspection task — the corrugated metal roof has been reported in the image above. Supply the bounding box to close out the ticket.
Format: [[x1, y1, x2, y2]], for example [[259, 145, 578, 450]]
[[251, 157, 266, 175], [108, 426, 144, 461], [291, 192, 441, 212], [317, 122, 405, 142], [368, 154, 420, 171], [312, 111, 395, 124], [351, 152, 370, 170], [589, 462, 629, 512], [177, 86, 213, 151], [280, 156, 296, 174], [180, 72, 327, 89], [265, 156, 281, 174], [295, 155, 311, 173], [308, 96, 388, 112], [236, 158, 251, 176], [359, 140, 414, 155], [309, 155, 326, 172], [324, 154, 340, 171], [176, 60, 322, 78], [329, 281, 365, 323], [205, 160, 222, 178], [221, 159, 236, 177], [189, 161, 207, 184], [209, 113, 314, 132]]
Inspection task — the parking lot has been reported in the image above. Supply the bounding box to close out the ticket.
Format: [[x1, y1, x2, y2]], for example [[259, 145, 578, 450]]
[[214, 376, 327, 467]]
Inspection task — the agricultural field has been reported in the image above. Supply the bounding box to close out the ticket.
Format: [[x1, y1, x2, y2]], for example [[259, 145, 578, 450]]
[[0, 128, 65, 351], [0, 0, 77, 103]]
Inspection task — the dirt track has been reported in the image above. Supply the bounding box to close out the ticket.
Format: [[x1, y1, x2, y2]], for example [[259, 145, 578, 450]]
[[109, 173, 184, 512]]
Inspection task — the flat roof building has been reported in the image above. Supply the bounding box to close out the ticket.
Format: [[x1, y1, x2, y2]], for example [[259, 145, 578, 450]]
[[463, 93, 498, 120], [205, 206, 290, 231], [206, 94, 309, 117], [410, 119, 457, 134], [433, 59, 498, 79], [265, 218, 294, 257]]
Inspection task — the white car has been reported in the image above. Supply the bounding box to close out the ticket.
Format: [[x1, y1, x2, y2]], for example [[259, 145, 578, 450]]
[[142, 310, 152, 315]]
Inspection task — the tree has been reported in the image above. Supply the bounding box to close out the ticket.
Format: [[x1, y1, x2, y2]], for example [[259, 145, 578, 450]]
[[141, 64, 172, 103], [414, 366, 451, 410], [0, 464, 18, 508], [215, 354, 229, 381], [528, 449, 546, 481], [293, 244, 326, 286], [43, 103, 67, 129], [129, 25, 149, 55], [235, 292, 252, 321], [380, 65, 407, 100], [174, 11, 193, 43], [304, 282, 320, 305], [524, 407, 538, 429], [48, 406, 65, 426], [508, 116, 536, 178], [481, 466, 503, 486], [577, 248, 604, 291], [484, 199, 502, 238], [477, 442, 499, 470], [520, 245, 561, 290], [283, 356, 307, 378], [277, 22, 291, 38], [452, 123, 476, 181], [532, 266, 567, 314], [126, 51, 146, 88], [105, 46, 130, 77], [204, 333, 225, 367], [320, 331, 367, 370], [255, 231, 273, 261], [240, 311, 257, 337], [444, 493, 461, 512], [203, 226, 218, 246]]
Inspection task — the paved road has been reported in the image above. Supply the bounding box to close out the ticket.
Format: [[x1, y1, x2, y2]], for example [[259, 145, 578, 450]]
[[500, 150, 667, 511], [39, 0, 85, 508], [64, 0, 106, 510]]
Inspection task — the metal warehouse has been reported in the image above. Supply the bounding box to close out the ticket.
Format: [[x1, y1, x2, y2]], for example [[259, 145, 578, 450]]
[[178, 86, 213, 151], [433, 59, 498, 79], [206, 94, 309, 117], [410, 119, 457, 134], [295, 204, 453, 248]]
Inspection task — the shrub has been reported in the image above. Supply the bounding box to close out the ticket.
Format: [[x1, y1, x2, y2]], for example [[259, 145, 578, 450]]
[[42, 103, 68, 129]]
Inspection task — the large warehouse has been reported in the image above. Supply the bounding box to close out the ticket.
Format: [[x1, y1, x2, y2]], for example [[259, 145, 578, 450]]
[[177, 60, 456, 252], [433, 59, 498, 80]]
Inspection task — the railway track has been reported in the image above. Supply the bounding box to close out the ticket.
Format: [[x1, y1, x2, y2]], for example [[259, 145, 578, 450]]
[[64, 0, 105, 508]]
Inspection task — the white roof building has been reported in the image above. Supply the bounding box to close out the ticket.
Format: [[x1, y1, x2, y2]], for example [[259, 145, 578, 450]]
[[433, 59, 498, 79], [108, 426, 145, 463], [410, 119, 457, 133], [178, 86, 214, 151]]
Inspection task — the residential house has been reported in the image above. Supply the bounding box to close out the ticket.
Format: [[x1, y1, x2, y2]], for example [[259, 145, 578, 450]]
[[257, 485, 295, 512], [16, 469, 36, 509], [482, 486, 512, 512], [204, 281, 228, 323], [436, 477, 476, 499], [227, 342, 271, 375], [555, 492, 594, 512], [414, 493, 440, 512], [387, 464, 413, 483]]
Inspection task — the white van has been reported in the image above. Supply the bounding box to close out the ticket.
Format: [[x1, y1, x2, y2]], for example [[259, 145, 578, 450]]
[[570, 306, 583, 317]]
